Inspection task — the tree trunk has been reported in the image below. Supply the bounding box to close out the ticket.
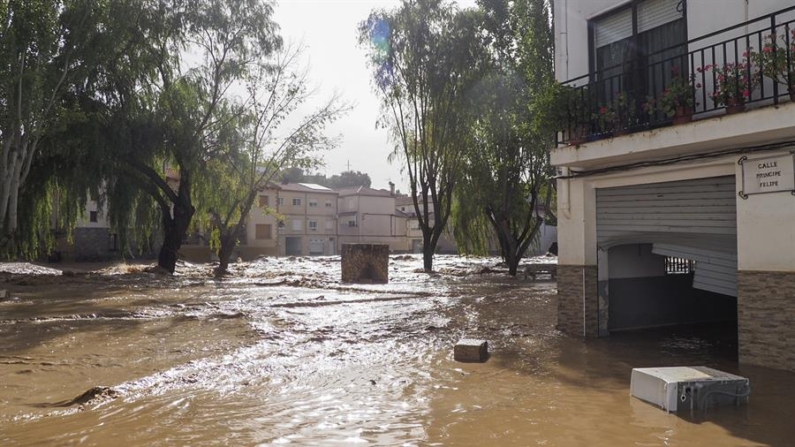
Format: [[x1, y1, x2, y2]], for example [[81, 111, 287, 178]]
[[507, 252, 520, 276], [488, 214, 522, 277], [423, 243, 434, 272], [215, 231, 237, 276], [216, 241, 233, 276], [421, 222, 437, 272], [157, 201, 194, 274], [158, 219, 179, 274]]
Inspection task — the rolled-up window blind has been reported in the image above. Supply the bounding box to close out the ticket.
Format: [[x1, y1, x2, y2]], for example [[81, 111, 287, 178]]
[[638, 0, 683, 33], [594, 7, 632, 48]]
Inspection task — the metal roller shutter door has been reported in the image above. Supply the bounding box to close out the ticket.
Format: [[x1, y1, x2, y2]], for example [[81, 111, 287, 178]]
[[596, 176, 738, 296]]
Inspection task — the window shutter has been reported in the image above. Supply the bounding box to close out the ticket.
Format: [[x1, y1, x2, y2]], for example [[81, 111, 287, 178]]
[[638, 0, 683, 33], [594, 7, 632, 48]]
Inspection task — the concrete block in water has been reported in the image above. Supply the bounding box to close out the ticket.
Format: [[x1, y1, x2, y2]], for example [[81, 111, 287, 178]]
[[454, 339, 488, 363], [341, 244, 389, 284]]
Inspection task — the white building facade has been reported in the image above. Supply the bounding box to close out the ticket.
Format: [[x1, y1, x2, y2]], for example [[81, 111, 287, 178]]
[[337, 186, 407, 252], [276, 183, 338, 256], [553, 0, 795, 371]]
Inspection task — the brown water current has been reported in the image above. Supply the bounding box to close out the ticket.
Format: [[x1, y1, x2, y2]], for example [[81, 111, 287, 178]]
[[0, 255, 793, 446]]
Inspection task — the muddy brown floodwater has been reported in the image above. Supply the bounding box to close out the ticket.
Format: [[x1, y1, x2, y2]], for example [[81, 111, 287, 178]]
[[1, 255, 794, 446]]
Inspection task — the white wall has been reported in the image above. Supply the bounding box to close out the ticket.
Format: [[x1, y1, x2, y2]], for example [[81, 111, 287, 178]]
[[359, 195, 395, 215], [76, 199, 110, 228], [555, 0, 620, 81], [735, 149, 795, 272], [608, 244, 665, 279]]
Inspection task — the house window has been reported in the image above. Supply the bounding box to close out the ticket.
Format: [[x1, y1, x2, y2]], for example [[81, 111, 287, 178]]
[[348, 220, 357, 227], [89, 211, 98, 223], [292, 219, 302, 231], [258, 195, 269, 207], [256, 224, 272, 239], [325, 201, 332, 208], [292, 198, 302, 206], [309, 220, 318, 231], [277, 197, 285, 206], [309, 200, 318, 208], [591, 0, 687, 108]]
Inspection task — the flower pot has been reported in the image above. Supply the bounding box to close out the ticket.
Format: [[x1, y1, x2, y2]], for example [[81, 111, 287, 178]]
[[672, 106, 693, 125], [725, 98, 745, 115], [567, 128, 587, 146], [568, 137, 586, 146]]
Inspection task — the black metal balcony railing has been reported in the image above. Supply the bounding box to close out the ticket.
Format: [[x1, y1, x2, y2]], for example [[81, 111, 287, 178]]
[[558, 5, 795, 146]]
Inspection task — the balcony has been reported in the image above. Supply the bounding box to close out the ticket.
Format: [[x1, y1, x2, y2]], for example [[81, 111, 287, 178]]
[[556, 5, 795, 147]]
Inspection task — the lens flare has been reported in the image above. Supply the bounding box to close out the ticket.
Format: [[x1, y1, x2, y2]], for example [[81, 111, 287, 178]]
[[370, 18, 391, 55]]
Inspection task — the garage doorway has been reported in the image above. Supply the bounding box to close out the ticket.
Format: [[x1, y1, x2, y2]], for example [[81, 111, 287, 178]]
[[285, 237, 302, 256], [596, 176, 738, 353]]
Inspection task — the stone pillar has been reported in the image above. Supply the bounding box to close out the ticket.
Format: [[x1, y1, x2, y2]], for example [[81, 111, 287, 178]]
[[557, 265, 599, 337], [341, 243, 389, 284], [737, 271, 795, 372], [555, 176, 599, 337]]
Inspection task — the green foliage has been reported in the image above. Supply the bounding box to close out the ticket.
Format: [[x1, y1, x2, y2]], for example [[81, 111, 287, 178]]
[[0, 0, 111, 257], [193, 45, 347, 273], [280, 169, 373, 189], [752, 31, 795, 89], [87, 0, 285, 272], [325, 171, 372, 189], [452, 0, 556, 274], [360, 0, 483, 271]]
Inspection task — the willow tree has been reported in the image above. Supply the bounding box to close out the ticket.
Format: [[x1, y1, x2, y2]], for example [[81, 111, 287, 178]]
[[453, 0, 556, 276], [91, 0, 282, 273], [196, 46, 347, 275], [360, 0, 483, 272], [0, 0, 107, 256]]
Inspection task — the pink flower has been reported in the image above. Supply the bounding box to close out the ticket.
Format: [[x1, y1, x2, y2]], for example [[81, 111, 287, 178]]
[[696, 83, 702, 88], [600, 106, 607, 114], [742, 89, 750, 98], [763, 46, 773, 53]]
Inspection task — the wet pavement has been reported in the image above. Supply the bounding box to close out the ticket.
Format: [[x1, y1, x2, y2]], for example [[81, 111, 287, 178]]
[[0, 255, 793, 446]]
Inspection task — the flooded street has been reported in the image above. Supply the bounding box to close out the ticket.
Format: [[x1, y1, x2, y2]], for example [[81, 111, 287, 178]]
[[1, 255, 794, 446]]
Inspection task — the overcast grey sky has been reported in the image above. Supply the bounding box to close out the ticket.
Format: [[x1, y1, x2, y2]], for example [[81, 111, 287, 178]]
[[273, 0, 477, 191]]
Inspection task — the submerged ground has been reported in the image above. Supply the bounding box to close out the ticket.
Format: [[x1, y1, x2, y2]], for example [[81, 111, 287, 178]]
[[0, 255, 793, 446]]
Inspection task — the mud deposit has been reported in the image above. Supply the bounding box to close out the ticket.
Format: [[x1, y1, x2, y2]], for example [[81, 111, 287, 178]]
[[0, 255, 793, 446]]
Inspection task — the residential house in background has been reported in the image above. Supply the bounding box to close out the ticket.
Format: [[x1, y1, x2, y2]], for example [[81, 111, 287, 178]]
[[394, 196, 457, 254], [181, 182, 338, 260], [239, 185, 281, 258], [51, 195, 120, 261], [277, 183, 338, 256], [337, 186, 407, 251], [553, 0, 795, 371]]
